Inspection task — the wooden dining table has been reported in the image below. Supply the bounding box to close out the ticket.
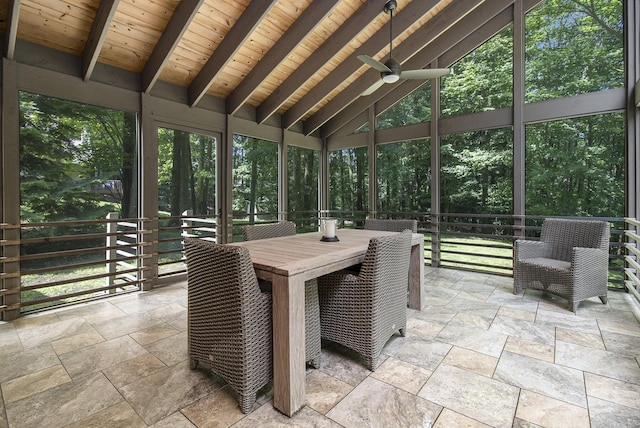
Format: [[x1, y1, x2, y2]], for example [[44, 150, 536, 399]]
[[229, 228, 425, 416]]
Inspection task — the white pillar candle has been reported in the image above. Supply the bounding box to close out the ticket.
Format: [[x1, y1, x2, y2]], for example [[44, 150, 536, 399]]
[[325, 220, 336, 238]]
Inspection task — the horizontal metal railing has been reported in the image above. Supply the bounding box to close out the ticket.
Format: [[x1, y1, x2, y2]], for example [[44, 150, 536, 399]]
[[624, 218, 640, 300], [1, 216, 150, 315], [2, 210, 634, 318]]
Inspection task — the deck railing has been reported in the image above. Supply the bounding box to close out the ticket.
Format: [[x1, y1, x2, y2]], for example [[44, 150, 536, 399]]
[[1, 211, 634, 318], [624, 218, 640, 300], [1, 215, 150, 316], [325, 211, 626, 287]]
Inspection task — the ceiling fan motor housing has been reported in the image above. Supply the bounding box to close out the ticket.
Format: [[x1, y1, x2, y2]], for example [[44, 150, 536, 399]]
[[382, 57, 401, 83]]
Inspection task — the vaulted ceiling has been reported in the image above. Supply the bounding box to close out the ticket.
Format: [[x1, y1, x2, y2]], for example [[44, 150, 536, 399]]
[[1, 0, 518, 137]]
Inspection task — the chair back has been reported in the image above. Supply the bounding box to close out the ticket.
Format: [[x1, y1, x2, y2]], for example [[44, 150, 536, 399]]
[[364, 218, 418, 233], [541, 218, 610, 262], [360, 230, 412, 295], [242, 221, 296, 241], [184, 238, 263, 350]]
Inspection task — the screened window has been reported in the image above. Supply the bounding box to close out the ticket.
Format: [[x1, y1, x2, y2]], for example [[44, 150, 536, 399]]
[[232, 135, 278, 222], [440, 128, 513, 214], [525, 113, 624, 217], [441, 25, 513, 118], [157, 128, 217, 218], [376, 139, 430, 213], [20, 91, 138, 222], [157, 127, 217, 274], [376, 83, 431, 129], [288, 146, 318, 229], [328, 147, 368, 214], [18, 91, 139, 311], [525, 0, 623, 102]]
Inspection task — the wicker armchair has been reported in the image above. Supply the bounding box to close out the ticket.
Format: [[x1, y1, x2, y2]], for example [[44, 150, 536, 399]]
[[364, 218, 418, 233], [318, 230, 412, 371], [184, 238, 271, 414], [514, 218, 610, 313], [242, 221, 321, 368]]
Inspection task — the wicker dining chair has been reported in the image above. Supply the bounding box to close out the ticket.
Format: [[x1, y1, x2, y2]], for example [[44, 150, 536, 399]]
[[360, 218, 417, 281], [514, 218, 610, 313], [242, 221, 296, 241], [184, 238, 271, 414], [364, 218, 418, 233], [242, 221, 321, 368], [318, 230, 412, 371]]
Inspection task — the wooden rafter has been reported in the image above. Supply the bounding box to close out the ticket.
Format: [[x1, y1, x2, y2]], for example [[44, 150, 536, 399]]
[[142, 0, 205, 94], [4, 0, 20, 60], [82, 0, 120, 81], [255, 0, 383, 125], [188, 0, 278, 107], [282, 0, 442, 131], [304, 0, 489, 136], [226, 0, 340, 116]]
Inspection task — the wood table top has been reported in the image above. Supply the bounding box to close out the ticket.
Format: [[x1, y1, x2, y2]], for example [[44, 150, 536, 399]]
[[230, 228, 423, 277]]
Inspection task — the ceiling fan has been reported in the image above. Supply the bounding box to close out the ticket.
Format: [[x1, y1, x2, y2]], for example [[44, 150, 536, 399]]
[[358, 0, 451, 96]]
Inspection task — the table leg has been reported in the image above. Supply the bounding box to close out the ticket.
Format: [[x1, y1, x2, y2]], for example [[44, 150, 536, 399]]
[[408, 240, 425, 310], [272, 274, 306, 416]]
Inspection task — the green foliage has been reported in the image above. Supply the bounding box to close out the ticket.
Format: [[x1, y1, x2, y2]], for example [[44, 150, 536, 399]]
[[288, 146, 318, 214], [232, 135, 278, 219], [441, 128, 513, 214], [525, 114, 625, 216], [377, 139, 431, 212], [377, 83, 431, 129], [328, 147, 368, 212], [525, 0, 623, 101], [523, 0, 625, 217], [157, 128, 217, 217], [19, 92, 135, 224], [441, 25, 513, 117]]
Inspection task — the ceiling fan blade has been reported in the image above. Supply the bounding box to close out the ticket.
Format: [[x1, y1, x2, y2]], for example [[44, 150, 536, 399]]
[[361, 79, 386, 96], [400, 68, 452, 80], [357, 55, 391, 73]]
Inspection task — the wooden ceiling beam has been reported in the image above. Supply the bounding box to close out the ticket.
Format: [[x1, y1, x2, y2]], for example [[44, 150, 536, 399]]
[[5, 0, 20, 60], [82, 0, 120, 81], [310, 0, 506, 137], [226, 0, 340, 116], [282, 0, 441, 132], [255, 0, 383, 125], [142, 0, 205, 94], [188, 0, 277, 107]]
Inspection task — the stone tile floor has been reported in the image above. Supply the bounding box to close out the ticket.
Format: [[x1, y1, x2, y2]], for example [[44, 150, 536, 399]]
[[1, 267, 640, 427]]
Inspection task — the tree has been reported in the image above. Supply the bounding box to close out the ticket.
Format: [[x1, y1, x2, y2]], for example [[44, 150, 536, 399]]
[[328, 147, 368, 213], [19, 92, 136, 223], [525, 0, 623, 102], [157, 128, 217, 219], [288, 146, 318, 225], [438, 26, 514, 215], [377, 83, 431, 129], [169, 130, 192, 224], [377, 139, 431, 213], [524, 0, 624, 217], [232, 135, 278, 221]]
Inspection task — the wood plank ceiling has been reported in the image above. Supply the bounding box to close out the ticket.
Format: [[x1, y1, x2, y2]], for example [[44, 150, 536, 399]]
[[1, 0, 499, 137]]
